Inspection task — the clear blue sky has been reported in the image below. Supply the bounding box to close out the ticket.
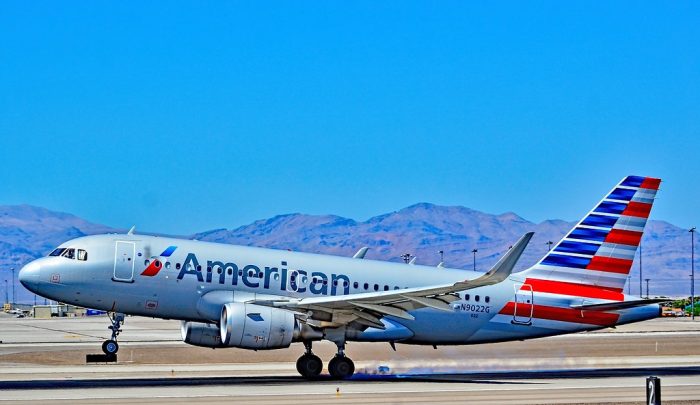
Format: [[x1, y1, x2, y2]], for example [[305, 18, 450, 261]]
[[1, 2, 698, 235]]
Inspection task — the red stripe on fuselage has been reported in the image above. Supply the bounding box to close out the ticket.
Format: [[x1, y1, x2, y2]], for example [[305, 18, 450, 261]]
[[605, 229, 643, 246], [586, 256, 634, 274], [499, 302, 619, 326], [621, 202, 652, 219], [524, 278, 624, 300]]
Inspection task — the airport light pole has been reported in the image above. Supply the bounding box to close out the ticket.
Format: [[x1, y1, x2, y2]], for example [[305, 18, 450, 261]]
[[3, 280, 7, 305], [627, 275, 631, 295], [645, 278, 650, 299], [11, 267, 15, 307], [691, 227, 696, 320], [472, 249, 478, 271], [546, 241, 553, 251], [639, 244, 643, 297], [438, 250, 444, 263]]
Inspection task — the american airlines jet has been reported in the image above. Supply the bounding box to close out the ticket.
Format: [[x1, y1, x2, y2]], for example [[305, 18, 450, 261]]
[[19, 176, 666, 379]]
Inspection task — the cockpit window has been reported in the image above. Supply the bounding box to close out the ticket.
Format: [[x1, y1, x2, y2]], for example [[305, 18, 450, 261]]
[[77, 249, 88, 261], [61, 248, 75, 259], [49, 248, 66, 257]]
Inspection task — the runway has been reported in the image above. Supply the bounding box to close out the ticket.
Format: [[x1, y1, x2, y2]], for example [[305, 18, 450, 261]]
[[1, 315, 699, 404], [1, 370, 700, 404]]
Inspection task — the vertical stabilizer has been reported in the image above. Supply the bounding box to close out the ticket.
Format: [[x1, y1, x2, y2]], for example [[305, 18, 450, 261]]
[[522, 176, 660, 293]]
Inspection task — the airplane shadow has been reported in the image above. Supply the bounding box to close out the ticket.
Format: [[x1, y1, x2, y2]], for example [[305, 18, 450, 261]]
[[2, 366, 699, 390]]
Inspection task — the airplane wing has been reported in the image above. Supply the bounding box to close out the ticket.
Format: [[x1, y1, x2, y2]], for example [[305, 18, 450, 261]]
[[258, 232, 534, 328]]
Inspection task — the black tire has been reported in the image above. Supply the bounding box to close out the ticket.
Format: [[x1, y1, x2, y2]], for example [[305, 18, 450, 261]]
[[102, 340, 119, 355], [328, 356, 355, 379], [296, 354, 323, 378]]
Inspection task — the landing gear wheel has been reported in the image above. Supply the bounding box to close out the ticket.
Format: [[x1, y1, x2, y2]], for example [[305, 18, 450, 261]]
[[328, 355, 355, 380], [102, 339, 119, 355], [296, 354, 323, 378]]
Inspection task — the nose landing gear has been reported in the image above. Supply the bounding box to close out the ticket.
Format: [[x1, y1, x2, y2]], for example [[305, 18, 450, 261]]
[[101, 312, 125, 355]]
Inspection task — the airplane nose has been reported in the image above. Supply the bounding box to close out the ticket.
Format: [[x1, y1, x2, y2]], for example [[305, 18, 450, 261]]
[[19, 261, 40, 290]]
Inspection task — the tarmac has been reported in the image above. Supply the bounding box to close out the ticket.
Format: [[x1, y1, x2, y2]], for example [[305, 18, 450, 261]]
[[1, 313, 699, 404]]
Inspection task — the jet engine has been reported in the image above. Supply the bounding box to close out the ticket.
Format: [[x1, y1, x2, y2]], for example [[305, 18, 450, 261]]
[[219, 302, 297, 350], [181, 321, 225, 348]]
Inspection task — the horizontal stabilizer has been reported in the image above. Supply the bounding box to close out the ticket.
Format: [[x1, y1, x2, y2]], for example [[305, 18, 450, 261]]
[[571, 298, 669, 311]]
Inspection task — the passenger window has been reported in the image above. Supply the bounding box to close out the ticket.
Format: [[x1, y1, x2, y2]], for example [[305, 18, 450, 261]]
[[475, 295, 480, 302], [363, 283, 369, 290], [145, 260, 150, 266], [374, 284, 379, 291], [165, 262, 171, 269], [176, 263, 181, 270], [77, 249, 88, 261], [465, 294, 470, 301], [353, 282, 359, 289], [485, 296, 490, 303]]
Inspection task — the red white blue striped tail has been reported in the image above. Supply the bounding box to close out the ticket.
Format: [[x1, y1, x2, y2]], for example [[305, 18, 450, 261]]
[[522, 175, 660, 293]]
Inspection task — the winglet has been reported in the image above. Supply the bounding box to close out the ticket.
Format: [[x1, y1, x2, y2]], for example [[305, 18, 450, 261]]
[[456, 232, 534, 289], [353, 247, 369, 259], [482, 231, 534, 281], [127, 225, 136, 235]]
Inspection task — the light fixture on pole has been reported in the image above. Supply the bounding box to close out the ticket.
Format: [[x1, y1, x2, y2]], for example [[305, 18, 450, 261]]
[[438, 250, 444, 263], [546, 241, 553, 251]]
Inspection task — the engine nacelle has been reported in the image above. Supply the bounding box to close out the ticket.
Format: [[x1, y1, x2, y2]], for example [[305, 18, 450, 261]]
[[181, 321, 225, 348], [220, 302, 296, 350]]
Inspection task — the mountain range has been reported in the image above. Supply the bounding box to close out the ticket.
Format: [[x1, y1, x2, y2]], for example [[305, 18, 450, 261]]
[[0, 203, 695, 302]]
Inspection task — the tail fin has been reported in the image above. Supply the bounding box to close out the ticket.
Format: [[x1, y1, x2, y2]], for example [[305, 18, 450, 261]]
[[523, 175, 660, 292]]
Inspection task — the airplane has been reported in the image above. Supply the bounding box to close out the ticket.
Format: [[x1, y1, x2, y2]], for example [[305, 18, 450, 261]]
[[18, 175, 666, 379]]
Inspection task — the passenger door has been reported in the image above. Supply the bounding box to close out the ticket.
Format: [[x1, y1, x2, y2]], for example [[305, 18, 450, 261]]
[[512, 283, 533, 325], [113, 241, 135, 283]]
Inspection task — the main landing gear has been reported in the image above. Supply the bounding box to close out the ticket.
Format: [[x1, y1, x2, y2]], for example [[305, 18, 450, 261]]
[[296, 341, 355, 380], [101, 312, 125, 355], [296, 341, 323, 378]]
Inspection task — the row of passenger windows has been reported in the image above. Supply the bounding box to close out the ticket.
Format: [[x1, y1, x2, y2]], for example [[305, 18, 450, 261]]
[[49, 248, 88, 261], [459, 293, 490, 303], [144, 258, 490, 299]]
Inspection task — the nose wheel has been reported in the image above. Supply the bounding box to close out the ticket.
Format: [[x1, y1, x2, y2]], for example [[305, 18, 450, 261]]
[[102, 339, 119, 355], [102, 312, 125, 355]]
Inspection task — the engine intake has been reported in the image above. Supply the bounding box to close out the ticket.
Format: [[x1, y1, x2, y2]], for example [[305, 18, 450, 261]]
[[220, 302, 296, 350]]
